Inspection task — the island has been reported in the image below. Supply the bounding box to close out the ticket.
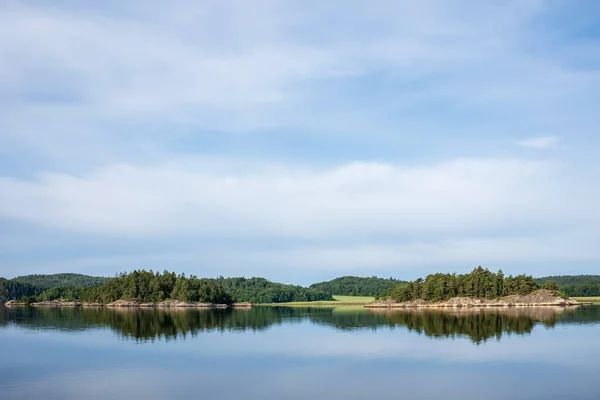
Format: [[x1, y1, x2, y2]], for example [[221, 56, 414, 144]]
[[367, 267, 589, 308], [365, 289, 583, 308]]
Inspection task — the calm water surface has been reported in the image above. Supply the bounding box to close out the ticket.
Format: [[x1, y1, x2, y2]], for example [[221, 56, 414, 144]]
[[1, 305, 599, 400]]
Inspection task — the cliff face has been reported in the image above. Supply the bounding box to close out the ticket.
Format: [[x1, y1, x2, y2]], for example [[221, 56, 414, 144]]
[[366, 290, 581, 308]]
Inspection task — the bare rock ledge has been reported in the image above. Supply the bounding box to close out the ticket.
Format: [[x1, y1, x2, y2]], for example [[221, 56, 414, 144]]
[[365, 290, 583, 308], [4, 299, 253, 308]]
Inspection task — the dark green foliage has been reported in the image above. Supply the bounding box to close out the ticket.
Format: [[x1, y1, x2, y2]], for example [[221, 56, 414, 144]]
[[0, 278, 44, 302], [10, 273, 109, 291], [13, 273, 332, 304], [210, 277, 332, 303], [22, 270, 233, 305], [534, 275, 600, 286], [559, 282, 600, 297], [1, 273, 109, 302], [309, 276, 408, 297], [535, 275, 600, 297], [388, 266, 540, 302], [78, 270, 233, 305], [542, 281, 559, 291]]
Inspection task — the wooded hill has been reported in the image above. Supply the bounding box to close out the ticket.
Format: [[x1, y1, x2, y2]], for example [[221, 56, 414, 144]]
[[535, 275, 600, 297], [11, 273, 109, 290], [1, 274, 109, 302], [210, 277, 331, 303], [387, 267, 551, 302], [309, 276, 407, 297]]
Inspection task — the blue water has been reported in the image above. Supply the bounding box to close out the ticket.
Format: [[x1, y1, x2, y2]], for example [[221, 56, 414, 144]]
[[0, 305, 599, 399]]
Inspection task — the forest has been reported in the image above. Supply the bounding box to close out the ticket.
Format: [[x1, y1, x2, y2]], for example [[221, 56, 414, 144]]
[[0, 274, 110, 303], [12, 271, 333, 305], [210, 277, 332, 303], [3, 269, 600, 304], [535, 275, 600, 297], [387, 266, 551, 302], [0, 278, 43, 302], [309, 276, 407, 297], [27, 270, 233, 305], [10, 273, 109, 291]]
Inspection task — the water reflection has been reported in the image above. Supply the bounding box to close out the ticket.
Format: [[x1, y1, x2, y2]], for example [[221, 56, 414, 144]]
[[1, 305, 598, 344]]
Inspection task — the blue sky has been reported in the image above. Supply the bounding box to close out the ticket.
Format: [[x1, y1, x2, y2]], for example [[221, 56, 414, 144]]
[[1, 0, 599, 284]]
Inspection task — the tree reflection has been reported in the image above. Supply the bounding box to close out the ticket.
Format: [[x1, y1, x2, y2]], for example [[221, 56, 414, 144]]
[[0, 305, 597, 344]]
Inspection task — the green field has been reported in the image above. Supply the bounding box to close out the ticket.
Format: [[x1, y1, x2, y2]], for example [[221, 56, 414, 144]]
[[573, 297, 600, 303], [262, 295, 375, 306]]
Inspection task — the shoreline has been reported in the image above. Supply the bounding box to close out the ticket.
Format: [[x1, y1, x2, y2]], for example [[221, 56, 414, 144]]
[[4, 291, 595, 309], [365, 290, 586, 308], [3, 300, 253, 309], [365, 302, 588, 309]]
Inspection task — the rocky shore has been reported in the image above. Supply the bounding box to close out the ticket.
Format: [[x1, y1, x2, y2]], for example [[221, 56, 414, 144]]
[[4, 299, 253, 308], [365, 290, 584, 308]]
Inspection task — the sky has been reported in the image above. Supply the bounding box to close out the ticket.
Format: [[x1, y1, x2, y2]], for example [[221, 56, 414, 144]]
[[1, 0, 599, 284]]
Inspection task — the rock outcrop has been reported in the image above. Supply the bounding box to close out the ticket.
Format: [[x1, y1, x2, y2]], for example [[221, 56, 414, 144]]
[[231, 302, 253, 308], [4, 300, 27, 306], [366, 290, 581, 308], [3, 299, 245, 308]]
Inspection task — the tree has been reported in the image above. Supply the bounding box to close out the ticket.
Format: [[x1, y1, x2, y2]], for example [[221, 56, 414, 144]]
[[388, 267, 540, 302], [542, 281, 559, 292]]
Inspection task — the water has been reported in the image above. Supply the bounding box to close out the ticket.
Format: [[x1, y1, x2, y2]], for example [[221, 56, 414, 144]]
[[1, 305, 599, 400]]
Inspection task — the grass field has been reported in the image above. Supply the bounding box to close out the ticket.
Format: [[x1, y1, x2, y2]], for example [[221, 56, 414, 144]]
[[261, 295, 375, 306], [573, 297, 600, 303]]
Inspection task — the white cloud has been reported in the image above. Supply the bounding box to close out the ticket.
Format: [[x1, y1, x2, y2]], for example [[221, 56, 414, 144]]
[[0, 157, 566, 237], [515, 136, 559, 149], [3, 155, 598, 274], [0, 157, 598, 271]]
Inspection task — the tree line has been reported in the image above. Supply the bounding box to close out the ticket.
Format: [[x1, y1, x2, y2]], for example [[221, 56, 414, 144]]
[[309, 276, 407, 297], [14, 271, 334, 305], [11, 273, 109, 291], [557, 282, 600, 297], [210, 277, 332, 303], [387, 266, 554, 302], [4, 269, 598, 304], [535, 275, 600, 297], [26, 270, 233, 305], [1, 274, 110, 302], [0, 278, 44, 302]]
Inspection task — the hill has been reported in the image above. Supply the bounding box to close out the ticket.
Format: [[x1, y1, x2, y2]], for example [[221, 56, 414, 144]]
[[1, 273, 110, 302], [11, 273, 110, 291], [211, 277, 332, 303], [535, 275, 600, 297], [534, 275, 600, 286], [309, 276, 408, 298]]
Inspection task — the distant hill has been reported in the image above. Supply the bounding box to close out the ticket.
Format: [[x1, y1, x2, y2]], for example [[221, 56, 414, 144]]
[[11, 273, 110, 291], [534, 275, 600, 286], [309, 276, 408, 298], [210, 277, 332, 303], [535, 275, 600, 297], [1, 273, 110, 302]]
